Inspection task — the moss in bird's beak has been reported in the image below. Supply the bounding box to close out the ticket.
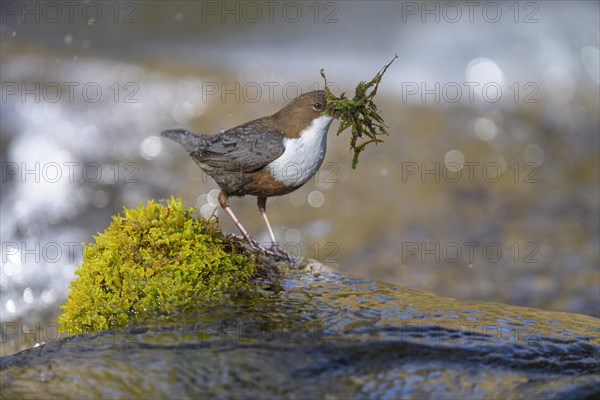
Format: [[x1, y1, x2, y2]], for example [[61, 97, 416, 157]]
[[320, 54, 398, 169]]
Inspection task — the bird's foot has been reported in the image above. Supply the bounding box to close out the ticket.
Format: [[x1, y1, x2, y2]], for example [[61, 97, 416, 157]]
[[268, 242, 283, 253], [235, 234, 262, 250], [267, 242, 296, 265], [233, 236, 295, 265]]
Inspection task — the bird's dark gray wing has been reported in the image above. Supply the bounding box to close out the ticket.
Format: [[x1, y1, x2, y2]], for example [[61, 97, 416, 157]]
[[161, 129, 208, 153], [190, 128, 285, 172]]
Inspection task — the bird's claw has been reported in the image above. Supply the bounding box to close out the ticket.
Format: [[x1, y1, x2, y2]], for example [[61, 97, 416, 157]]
[[266, 242, 296, 265], [268, 242, 283, 253], [235, 235, 262, 250], [234, 236, 295, 265]]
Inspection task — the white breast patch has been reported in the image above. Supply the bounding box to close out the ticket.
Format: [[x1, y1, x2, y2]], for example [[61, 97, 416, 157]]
[[268, 115, 334, 187]]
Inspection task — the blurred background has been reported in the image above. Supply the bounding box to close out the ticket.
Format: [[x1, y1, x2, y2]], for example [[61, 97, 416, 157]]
[[1, 1, 598, 355]]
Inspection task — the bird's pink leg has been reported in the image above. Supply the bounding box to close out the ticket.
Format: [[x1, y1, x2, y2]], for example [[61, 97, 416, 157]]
[[257, 197, 294, 263], [257, 196, 278, 249], [218, 192, 259, 248]]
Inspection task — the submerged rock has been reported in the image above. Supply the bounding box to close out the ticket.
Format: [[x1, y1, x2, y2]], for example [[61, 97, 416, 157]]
[[1, 261, 599, 399]]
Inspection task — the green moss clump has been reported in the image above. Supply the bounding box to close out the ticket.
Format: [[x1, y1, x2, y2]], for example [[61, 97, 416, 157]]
[[321, 54, 397, 169], [59, 197, 256, 334]]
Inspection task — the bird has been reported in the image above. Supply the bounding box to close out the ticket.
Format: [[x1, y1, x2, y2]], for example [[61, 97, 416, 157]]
[[161, 90, 334, 254]]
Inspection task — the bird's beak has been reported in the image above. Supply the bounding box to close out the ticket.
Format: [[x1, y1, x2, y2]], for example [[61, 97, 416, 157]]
[[325, 101, 334, 114]]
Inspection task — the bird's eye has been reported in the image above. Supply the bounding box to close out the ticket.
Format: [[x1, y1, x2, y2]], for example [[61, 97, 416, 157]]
[[312, 102, 323, 110]]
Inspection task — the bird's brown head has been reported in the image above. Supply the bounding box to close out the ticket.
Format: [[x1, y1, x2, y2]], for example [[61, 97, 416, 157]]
[[272, 90, 333, 138]]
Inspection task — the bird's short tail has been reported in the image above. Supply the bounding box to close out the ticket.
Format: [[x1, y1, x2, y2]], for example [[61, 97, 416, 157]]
[[161, 129, 207, 153]]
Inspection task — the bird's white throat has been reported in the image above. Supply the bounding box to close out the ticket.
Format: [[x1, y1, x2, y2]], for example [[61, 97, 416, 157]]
[[268, 115, 334, 187]]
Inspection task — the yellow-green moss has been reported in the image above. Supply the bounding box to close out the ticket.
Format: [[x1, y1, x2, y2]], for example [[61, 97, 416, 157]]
[[320, 54, 397, 169], [59, 197, 256, 334]]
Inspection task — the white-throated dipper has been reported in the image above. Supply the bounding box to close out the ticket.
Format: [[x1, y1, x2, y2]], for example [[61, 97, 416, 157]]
[[161, 90, 334, 252]]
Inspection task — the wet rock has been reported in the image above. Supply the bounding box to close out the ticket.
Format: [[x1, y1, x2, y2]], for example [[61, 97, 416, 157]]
[[1, 261, 599, 399]]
